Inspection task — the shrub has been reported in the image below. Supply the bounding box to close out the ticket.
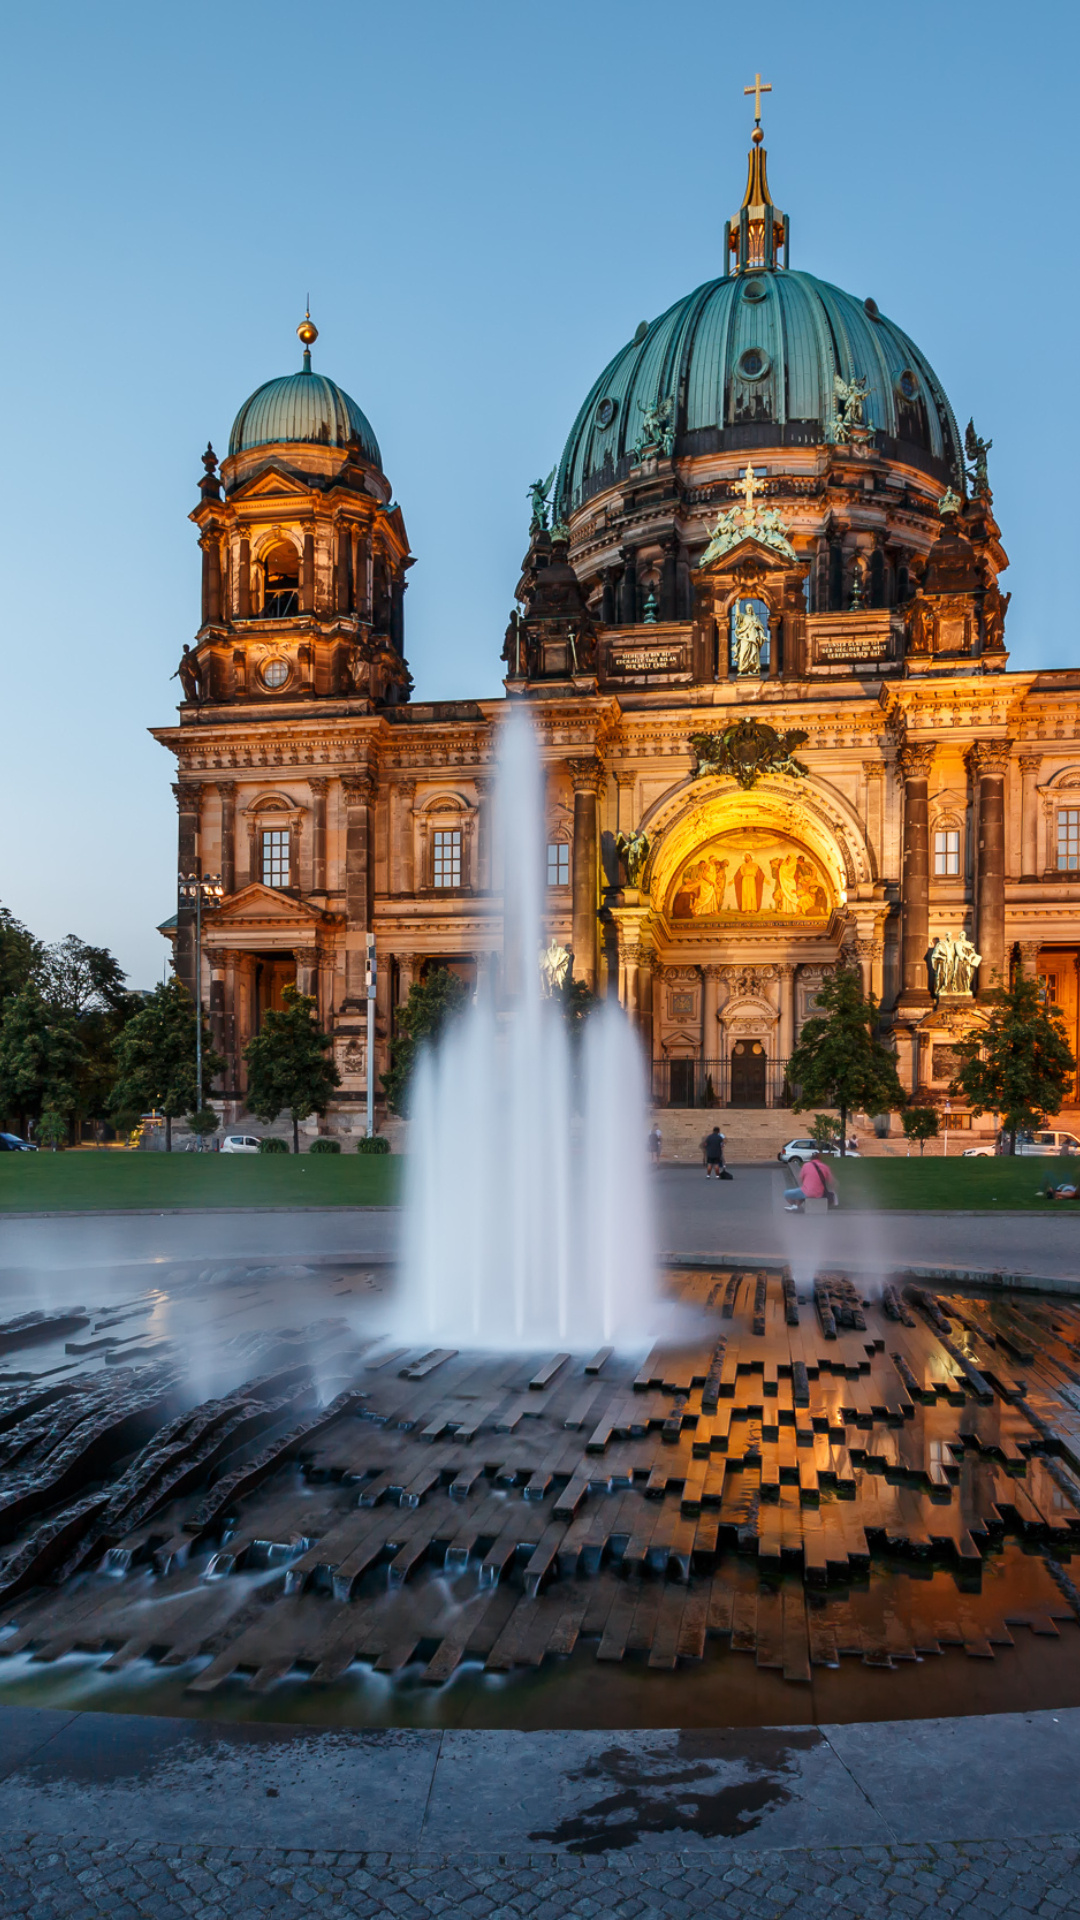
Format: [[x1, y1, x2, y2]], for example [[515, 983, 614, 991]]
[[357, 1134, 390, 1154], [309, 1136, 342, 1154], [257, 1135, 288, 1154]]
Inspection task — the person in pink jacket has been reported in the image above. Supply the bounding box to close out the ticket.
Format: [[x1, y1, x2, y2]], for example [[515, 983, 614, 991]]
[[784, 1152, 837, 1212]]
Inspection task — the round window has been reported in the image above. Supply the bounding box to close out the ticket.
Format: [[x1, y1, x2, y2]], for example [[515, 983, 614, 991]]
[[261, 657, 289, 690], [738, 347, 770, 380], [897, 369, 919, 401], [594, 396, 617, 430], [742, 277, 767, 303]]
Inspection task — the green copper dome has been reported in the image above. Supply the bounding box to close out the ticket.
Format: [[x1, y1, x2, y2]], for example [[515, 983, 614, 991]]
[[555, 266, 962, 516], [229, 367, 382, 466]]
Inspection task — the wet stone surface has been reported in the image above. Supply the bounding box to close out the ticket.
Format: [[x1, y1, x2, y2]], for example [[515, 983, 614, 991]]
[[3, 1263, 1080, 1721]]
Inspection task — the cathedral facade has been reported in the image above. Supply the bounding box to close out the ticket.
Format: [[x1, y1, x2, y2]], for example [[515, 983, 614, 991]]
[[153, 116, 1080, 1131]]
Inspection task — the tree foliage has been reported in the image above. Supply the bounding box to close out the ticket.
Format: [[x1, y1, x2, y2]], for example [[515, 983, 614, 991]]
[[243, 985, 340, 1153], [382, 966, 469, 1116], [0, 904, 41, 1017], [0, 982, 85, 1136], [901, 1106, 940, 1155], [108, 978, 222, 1151], [951, 967, 1076, 1154], [787, 964, 906, 1155]]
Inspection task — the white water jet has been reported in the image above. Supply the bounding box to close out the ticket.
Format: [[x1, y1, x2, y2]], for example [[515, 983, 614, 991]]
[[398, 711, 656, 1349]]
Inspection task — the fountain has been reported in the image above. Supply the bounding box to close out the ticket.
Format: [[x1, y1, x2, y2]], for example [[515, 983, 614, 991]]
[[398, 710, 656, 1349]]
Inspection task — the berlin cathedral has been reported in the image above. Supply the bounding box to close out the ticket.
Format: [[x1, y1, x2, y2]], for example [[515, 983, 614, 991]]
[[154, 91, 1080, 1131]]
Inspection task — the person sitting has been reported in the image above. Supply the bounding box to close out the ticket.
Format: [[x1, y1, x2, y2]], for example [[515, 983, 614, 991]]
[[784, 1152, 837, 1212]]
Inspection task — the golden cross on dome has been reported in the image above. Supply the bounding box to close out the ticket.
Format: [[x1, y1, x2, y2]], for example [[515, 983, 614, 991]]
[[744, 72, 772, 122], [734, 462, 766, 520]]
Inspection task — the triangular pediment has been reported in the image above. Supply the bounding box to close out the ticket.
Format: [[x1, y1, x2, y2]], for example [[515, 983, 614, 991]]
[[697, 533, 797, 576], [208, 884, 327, 926], [229, 463, 314, 503]]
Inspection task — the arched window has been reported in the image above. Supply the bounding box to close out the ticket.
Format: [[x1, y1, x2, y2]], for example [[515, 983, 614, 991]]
[[261, 541, 300, 619]]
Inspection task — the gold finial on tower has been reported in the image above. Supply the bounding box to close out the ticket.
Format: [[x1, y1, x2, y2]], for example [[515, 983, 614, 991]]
[[743, 71, 772, 142], [297, 302, 318, 370]]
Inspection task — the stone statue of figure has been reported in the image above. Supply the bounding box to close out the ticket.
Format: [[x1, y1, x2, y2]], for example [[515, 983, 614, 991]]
[[734, 600, 768, 675], [538, 938, 571, 998], [633, 394, 674, 461], [527, 468, 555, 534], [982, 580, 1011, 653], [615, 829, 651, 887], [831, 372, 871, 441], [172, 643, 202, 703], [965, 419, 992, 498], [931, 930, 981, 995]]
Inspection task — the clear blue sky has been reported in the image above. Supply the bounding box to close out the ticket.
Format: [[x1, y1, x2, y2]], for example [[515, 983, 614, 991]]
[[2, 0, 1075, 987]]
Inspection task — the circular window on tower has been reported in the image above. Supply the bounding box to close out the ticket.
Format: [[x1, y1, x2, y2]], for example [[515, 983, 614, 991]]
[[742, 277, 767, 303], [594, 396, 618, 430], [897, 368, 919, 401], [260, 657, 290, 691], [738, 347, 770, 381]]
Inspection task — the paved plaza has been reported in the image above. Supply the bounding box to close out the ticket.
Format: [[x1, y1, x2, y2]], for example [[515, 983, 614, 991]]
[[0, 1711, 1079, 1917]]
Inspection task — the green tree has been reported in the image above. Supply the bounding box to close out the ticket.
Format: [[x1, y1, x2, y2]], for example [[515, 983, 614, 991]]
[[243, 985, 340, 1153], [0, 904, 41, 1018], [951, 966, 1076, 1155], [39, 935, 145, 1138], [108, 978, 222, 1151], [787, 963, 906, 1156], [808, 1113, 841, 1151], [0, 982, 85, 1138], [382, 966, 469, 1116], [901, 1106, 940, 1156]]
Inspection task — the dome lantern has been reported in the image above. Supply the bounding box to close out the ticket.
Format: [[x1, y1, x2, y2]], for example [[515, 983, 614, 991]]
[[724, 76, 788, 274]]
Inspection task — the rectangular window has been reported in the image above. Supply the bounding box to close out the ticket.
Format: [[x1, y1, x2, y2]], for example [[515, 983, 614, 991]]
[[433, 828, 462, 889], [1058, 810, 1080, 871], [1039, 972, 1059, 1007], [933, 829, 960, 877], [261, 829, 290, 888], [547, 842, 570, 887]]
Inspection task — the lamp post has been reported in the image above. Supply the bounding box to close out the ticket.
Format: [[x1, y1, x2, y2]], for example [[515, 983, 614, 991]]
[[178, 871, 223, 1146]]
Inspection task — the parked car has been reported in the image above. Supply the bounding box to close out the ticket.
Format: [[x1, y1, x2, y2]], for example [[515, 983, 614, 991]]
[[220, 1134, 262, 1154], [777, 1138, 861, 1166], [1012, 1130, 1080, 1157], [961, 1144, 995, 1158], [0, 1132, 37, 1151]]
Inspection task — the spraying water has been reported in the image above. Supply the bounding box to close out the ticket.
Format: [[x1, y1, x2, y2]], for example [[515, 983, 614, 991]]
[[398, 711, 656, 1349]]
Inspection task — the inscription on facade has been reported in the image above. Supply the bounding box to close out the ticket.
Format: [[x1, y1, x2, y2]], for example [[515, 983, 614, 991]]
[[612, 647, 684, 672], [817, 637, 891, 662]]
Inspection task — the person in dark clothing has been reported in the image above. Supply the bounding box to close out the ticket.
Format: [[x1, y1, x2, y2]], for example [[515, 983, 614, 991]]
[[702, 1127, 726, 1178]]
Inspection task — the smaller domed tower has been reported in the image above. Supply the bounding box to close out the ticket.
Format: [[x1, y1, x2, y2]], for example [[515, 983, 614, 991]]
[[187, 315, 412, 710]]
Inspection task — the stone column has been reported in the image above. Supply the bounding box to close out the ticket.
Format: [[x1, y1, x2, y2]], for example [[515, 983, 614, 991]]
[[777, 963, 795, 1063], [221, 948, 242, 1095], [389, 779, 416, 894], [854, 937, 876, 999], [968, 740, 1011, 995], [624, 941, 640, 1021], [335, 522, 350, 613], [215, 782, 236, 896], [473, 776, 492, 892], [618, 547, 638, 625], [898, 742, 935, 1007], [308, 778, 328, 893], [238, 536, 251, 619], [203, 534, 222, 623], [294, 946, 319, 1000], [862, 761, 884, 877], [301, 532, 315, 613], [209, 955, 227, 1067], [1017, 940, 1040, 980], [702, 963, 722, 1067], [638, 946, 655, 1061], [174, 781, 204, 998], [1020, 755, 1041, 879], [614, 769, 637, 836], [342, 769, 376, 1003], [567, 757, 604, 989]]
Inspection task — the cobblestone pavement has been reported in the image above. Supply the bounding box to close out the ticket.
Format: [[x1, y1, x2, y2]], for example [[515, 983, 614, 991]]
[[2, 1834, 1080, 1918]]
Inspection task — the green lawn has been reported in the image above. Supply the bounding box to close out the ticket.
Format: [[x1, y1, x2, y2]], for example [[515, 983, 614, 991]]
[[0, 1151, 402, 1212], [832, 1154, 1080, 1211]]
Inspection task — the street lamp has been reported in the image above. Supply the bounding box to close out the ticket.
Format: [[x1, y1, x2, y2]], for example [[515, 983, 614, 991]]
[[178, 871, 224, 1146]]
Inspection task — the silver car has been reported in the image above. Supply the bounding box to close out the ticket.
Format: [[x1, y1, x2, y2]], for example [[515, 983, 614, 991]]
[[220, 1134, 262, 1155], [1014, 1130, 1080, 1157]]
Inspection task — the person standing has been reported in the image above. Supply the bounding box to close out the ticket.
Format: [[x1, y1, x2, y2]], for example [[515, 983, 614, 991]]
[[648, 1125, 662, 1166], [703, 1127, 727, 1178]]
